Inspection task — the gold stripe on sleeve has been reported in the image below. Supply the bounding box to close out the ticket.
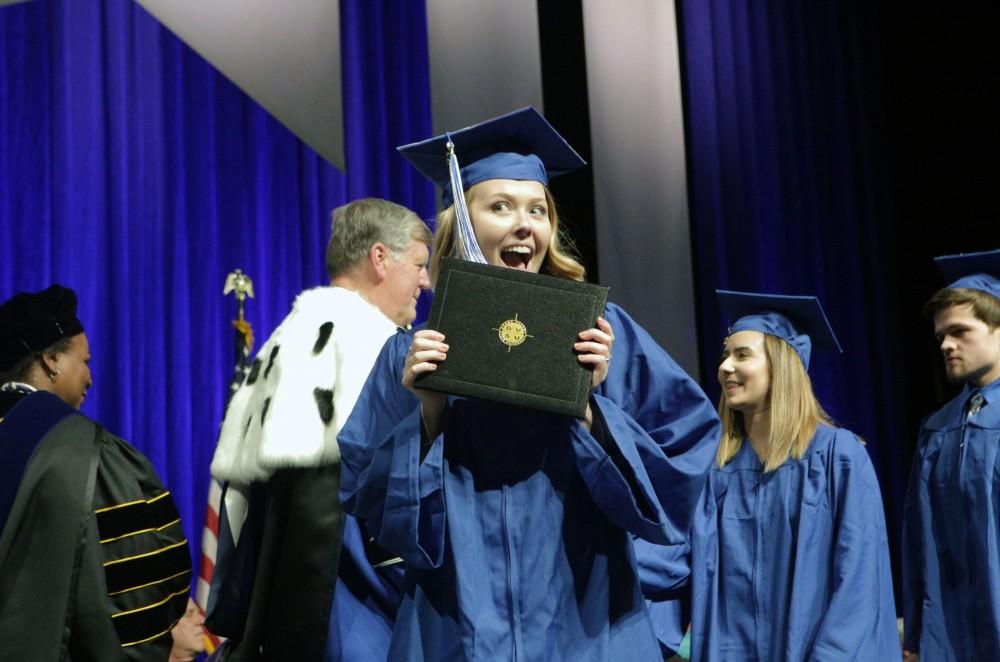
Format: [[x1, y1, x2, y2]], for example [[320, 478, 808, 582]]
[[99, 517, 182, 544], [103, 538, 188, 567], [106, 568, 192, 597], [111, 586, 190, 619], [95, 490, 172, 513]]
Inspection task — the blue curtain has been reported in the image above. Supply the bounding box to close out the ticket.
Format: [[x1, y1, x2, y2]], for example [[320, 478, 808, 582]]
[[679, 0, 909, 588], [0, 0, 434, 567]]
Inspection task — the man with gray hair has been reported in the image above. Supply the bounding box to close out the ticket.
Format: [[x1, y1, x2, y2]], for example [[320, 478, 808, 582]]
[[325, 197, 433, 329], [206, 197, 431, 661]]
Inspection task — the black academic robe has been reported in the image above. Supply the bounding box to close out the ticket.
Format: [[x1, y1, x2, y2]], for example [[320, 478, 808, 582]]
[[0, 390, 190, 661], [207, 464, 346, 661]]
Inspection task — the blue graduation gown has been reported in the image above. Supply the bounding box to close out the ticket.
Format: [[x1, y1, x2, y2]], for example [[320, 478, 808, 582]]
[[903, 377, 1000, 659], [633, 538, 690, 656], [338, 302, 720, 662], [325, 515, 404, 661], [678, 425, 897, 661]]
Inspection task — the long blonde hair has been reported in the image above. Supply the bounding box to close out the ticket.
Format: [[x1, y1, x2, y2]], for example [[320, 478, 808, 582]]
[[716, 333, 834, 472], [429, 183, 586, 286]]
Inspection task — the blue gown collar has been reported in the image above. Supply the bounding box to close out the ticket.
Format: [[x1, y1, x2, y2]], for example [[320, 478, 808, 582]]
[[975, 375, 1000, 407], [720, 426, 843, 473], [924, 379, 1000, 431], [720, 439, 764, 472]]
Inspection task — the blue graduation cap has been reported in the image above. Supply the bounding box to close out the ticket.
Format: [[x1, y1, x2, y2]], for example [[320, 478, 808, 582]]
[[398, 108, 586, 264], [934, 248, 1000, 299], [398, 107, 586, 208], [716, 290, 843, 370]]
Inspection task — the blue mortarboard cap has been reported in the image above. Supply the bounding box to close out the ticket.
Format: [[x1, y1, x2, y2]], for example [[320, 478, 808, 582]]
[[716, 290, 843, 370], [397, 107, 586, 208], [934, 248, 1000, 299]]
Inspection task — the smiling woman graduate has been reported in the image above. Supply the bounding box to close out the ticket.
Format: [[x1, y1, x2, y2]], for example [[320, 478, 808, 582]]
[[638, 290, 899, 661], [336, 108, 721, 662]]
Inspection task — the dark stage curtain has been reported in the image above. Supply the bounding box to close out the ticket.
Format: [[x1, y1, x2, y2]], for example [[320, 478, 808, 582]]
[[0, 0, 434, 569], [679, 0, 910, 592]]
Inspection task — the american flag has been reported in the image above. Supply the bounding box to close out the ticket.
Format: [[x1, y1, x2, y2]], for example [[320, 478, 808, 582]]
[[196, 288, 254, 653]]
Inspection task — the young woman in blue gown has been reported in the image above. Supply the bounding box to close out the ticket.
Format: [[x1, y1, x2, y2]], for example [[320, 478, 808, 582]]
[[337, 108, 721, 662], [640, 290, 899, 661]]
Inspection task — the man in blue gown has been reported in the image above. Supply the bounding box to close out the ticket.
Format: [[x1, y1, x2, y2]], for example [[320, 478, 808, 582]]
[[903, 249, 1000, 660], [338, 109, 721, 661]]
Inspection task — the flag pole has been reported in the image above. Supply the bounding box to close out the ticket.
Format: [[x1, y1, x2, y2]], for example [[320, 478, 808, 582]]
[[196, 269, 256, 653]]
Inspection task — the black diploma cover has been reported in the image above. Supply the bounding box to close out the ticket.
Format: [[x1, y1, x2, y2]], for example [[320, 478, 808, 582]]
[[416, 258, 609, 418]]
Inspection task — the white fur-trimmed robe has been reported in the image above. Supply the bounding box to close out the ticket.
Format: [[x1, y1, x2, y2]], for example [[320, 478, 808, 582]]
[[211, 286, 398, 484], [206, 287, 401, 656]]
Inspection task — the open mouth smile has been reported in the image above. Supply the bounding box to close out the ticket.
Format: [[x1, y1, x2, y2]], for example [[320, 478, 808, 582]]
[[500, 245, 533, 269]]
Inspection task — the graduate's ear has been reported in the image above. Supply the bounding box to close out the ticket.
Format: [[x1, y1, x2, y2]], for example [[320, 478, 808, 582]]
[[368, 243, 391, 282]]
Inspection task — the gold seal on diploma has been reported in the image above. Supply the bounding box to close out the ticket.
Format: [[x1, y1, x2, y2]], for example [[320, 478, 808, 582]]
[[494, 314, 532, 352]]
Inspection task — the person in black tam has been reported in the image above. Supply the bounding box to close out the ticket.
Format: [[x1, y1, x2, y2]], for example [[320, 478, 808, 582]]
[[0, 284, 90, 410], [0, 284, 190, 661]]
